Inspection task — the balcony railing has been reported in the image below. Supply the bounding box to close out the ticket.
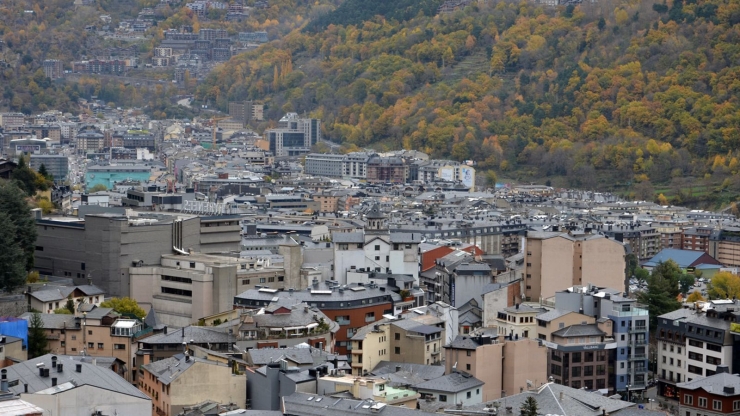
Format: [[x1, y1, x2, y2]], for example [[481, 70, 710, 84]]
[[611, 306, 649, 317], [628, 354, 647, 361], [629, 339, 648, 346], [629, 326, 648, 333]]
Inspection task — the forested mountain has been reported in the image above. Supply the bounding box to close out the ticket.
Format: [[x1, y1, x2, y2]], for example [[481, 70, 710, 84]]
[[196, 0, 740, 206]]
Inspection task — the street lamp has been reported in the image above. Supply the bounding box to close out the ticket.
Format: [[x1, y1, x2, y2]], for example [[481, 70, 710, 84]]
[[626, 384, 632, 402]]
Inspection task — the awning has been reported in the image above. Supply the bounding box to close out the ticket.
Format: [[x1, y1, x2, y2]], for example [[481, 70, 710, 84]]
[[306, 323, 319, 329]]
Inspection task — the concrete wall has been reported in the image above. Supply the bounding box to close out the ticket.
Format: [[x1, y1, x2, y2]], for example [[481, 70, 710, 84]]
[[170, 361, 246, 415], [502, 339, 548, 395], [453, 273, 492, 308], [539, 237, 575, 302], [445, 343, 504, 402], [580, 237, 626, 291]]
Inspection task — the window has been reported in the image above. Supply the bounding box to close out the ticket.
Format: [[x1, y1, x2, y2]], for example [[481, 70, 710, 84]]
[[466, 350, 471, 357], [688, 352, 703, 362], [190, 262, 196, 268], [97, 343, 104, 349], [713, 400, 722, 411], [395, 333, 400, 340], [439, 395, 447, 402], [161, 287, 192, 297], [707, 343, 722, 352], [572, 352, 581, 363], [88, 330, 92, 335], [684, 394, 693, 405], [706, 356, 721, 365], [87, 342, 94, 349], [733, 400, 740, 411], [395, 347, 400, 354], [466, 364, 471, 371], [375, 245, 380, 251], [114, 344, 126, 350], [584, 366, 593, 376], [698, 397, 707, 408], [572, 367, 581, 377], [71, 335, 76, 340], [259, 278, 266, 283], [688, 339, 703, 348], [688, 365, 703, 375], [467, 391, 472, 399]]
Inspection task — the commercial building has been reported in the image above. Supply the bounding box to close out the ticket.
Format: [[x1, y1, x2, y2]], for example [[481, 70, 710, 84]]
[[524, 231, 626, 302], [29, 154, 69, 184], [85, 164, 151, 190], [3, 354, 150, 415], [228, 100, 264, 127], [266, 113, 320, 157], [710, 227, 740, 268], [34, 213, 241, 297], [304, 153, 345, 178], [138, 355, 246, 416], [0, 113, 25, 128]]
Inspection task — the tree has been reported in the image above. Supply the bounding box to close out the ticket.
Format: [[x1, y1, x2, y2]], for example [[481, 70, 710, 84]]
[[637, 261, 682, 329], [520, 397, 539, 416], [678, 274, 696, 294], [0, 212, 26, 291], [686, 291, 706, 303], [37, 163, 53, 181], [28, 312, 49, 358], [11, 157, 39, 196], [53, 307, 72, 314], [707, 272, 740, 299], [485, 170, 497, 188], [88, 184, 108, 192], [64, 297, 75, 314], [597, 17, 606, 31], [0, 181, 38, 271], [100, 297, 147, 319]]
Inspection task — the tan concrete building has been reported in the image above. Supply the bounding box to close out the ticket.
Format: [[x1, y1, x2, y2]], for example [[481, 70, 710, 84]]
[[495, 304, 543, 340], [350, 315, 445, 376], [130, 247, 302, 327], [0, 335, 27, 366], [444, 335, 547, 401], [524, 232, 626, 302], [534, 309, 596, 342], [20, 310, 146, 383], [139, 355, 246, 416]]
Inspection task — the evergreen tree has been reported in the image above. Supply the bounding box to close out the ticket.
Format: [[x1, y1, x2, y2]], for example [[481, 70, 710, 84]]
[[520, 397, 539, 416], [65, 297, 75, 314], [11, 157, 38, 196], [0, 181, 38, 271], [0, 213, 26, 291], [28, 312, 49, 358], [637, 260, 682, 329], [37, 163, 53, 182]]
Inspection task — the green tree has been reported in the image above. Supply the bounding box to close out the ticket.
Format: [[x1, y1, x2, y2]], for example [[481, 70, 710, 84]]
[[11, 157, 39, 196], [485, 170, 497, 188], [88, 184, 108, 192], [28, 312, 49, 358], [53, 307, 72, 314], [637, 261, 682, 329], [707, 272, 740, 299], [597, 17, 606, 31], [37, 163, 53, 181], [100, 297, 147, 319], [0, 181, 38, 271], [686, 291, 706, 303], [64, 297, 75, 314], [0, 212, 26, 291], [678, 274, 696, 294], [520, 397, 539, 416]]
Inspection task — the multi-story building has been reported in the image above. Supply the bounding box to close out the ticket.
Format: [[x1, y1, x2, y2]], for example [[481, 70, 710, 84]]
[[427, 254, 492, 307], [524, 231, 626, 302], [443, 334, 547, 401], [554, 286, 649, 396], [343, 152, 371, 179], [656, 308, 692, 399], [349, 314, 445, 375], [266, 113, 320, 157], [75, 125, 106, 152], [138, 354, 246, 416], [228, 100, 265, 127], [130, 248, 302, 327], [237, 31, 269, 43], [710, 227, 740, 268], [366, 154, 406, 183], [543, 322, 616, 393], [597, 223, 661, 261], [121, 133, 155, 151], [42, 59, 64, 80], [26, 284, 104, 313], [682, 227, 713, 253], [495, 304, 544, 340], [0, 112, 26, 129], [304, 153, 345, 177], [234, 282, 400, 355], [34, 213, 241, 297], [678, 367, 740, 416], [396, 219, 526, 257], [29, 154, 68, 183]]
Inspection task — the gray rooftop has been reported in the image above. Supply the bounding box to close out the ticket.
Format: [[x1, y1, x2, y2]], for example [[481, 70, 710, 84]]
[[552, 323, 605, 338], [677, 371, 740, 396], [536, 309, 573, 322], [413, 371, 484, 393], [331, 232, 364, 244], [236, 283, 401, 304], [143, 354, 233, 385], [3, 354, 148, 400], [370, 361, 446, 381], [140, 326, 235, 345]]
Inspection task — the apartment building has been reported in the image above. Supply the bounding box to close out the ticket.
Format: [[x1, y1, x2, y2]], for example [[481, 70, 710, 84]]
[[524, 231, 626, 302], [495, 304, 543, 340], [228, 100, 264, 127], [443, 334, 547, 401], [266, 113, 320, 157], [20, 311, 147, 383], [29, 154, 69, 183], [683, 227, 713, 253], [656, 308, 691, 399], [544, 322, 616, 393], [597, 223, 661, 260], [535, 309, 597, 342], [26, 284, 104, 313], [139, 355, 246, 416], [678, 367, 740, 416], [234, 282, 400, 355], [317, 374, 419, 408], [710, 227, 740, 268], [554, 286, 649, 395], [349, 314, 445, 375]]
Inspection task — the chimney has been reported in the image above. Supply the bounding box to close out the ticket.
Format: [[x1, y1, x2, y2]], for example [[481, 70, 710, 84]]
[[51, 356, 57, 368], [76, 363, 82, 373], [57, 364, 63, 372], [1, 369, 7, 392], [51, 378, 57, 387], [717, 365, 730, 374], [396, 366, 402, 372], [24, 384, 28, 393], [182, 327, 185, 338], [163, 326, 168, 335]]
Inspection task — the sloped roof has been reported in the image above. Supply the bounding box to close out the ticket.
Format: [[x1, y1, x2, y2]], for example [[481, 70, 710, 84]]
[[677, 371, 740, 395], [644, 248, 720, 268], [413, 372, 484, 393], [370, 362, 445, 381]]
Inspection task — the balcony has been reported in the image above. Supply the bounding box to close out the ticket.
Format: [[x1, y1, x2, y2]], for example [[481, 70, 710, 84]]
[[628, 354, 647, 361], [629, 326, 648, 334], [611, 305, 649, 317], [629, 339, 648, 346]]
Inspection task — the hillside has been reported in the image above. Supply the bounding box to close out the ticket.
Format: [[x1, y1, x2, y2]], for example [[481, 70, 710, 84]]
[[303, 0, 445, 32], [196, 0, 740, 207]]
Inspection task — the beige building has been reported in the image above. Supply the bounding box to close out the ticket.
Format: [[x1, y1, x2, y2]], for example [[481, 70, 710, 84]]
[[26, 285, 105, 314], [0, 335, 27, 366], [534, 309, 596, 342], [444, 335, 547, 401], [524, 232, 625, 302], [139, 355, 246, 416], [130, 247, 302, 327], [317, 374, 419, 408], [350, 315, 445, 376], [20, 310, 145, 383], [495, 304, 543, 340]]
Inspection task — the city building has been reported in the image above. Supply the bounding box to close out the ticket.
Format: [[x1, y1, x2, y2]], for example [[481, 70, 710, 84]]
[[317, 374, 420, 408], [597, 223, 661, 261], [366, 155, 406, 184], [443, 334, 547, 401], [710, 227, 740, 268], [524, 231, 626, 302], [265, 113, 320, 157], [138, 354, 246, 416], [304, 153, 345, 178], [85, 164, 151, 190], [25, 284, 104, 313], [3, 354, 150, 415], [34, 213, 241, 297], [677, 367, 740, 416], [642, 248, 722, 273], [228, 100, 264, 127], [0, 335, 27, 364], [414, 372, 484, 407], [333, 205, 421, 285], [234, 282, 401, 355], [682, 227, 713, 253], [29, 154, 69, 184], [137, 326, 236, 362], [0, 113, 26, 128]]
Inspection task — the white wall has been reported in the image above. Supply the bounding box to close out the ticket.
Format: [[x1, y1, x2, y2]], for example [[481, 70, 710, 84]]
[[22, 385, 150, 416]]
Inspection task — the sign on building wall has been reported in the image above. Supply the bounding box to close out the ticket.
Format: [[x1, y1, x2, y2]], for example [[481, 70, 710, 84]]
[[460, 166, 475, 188]]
